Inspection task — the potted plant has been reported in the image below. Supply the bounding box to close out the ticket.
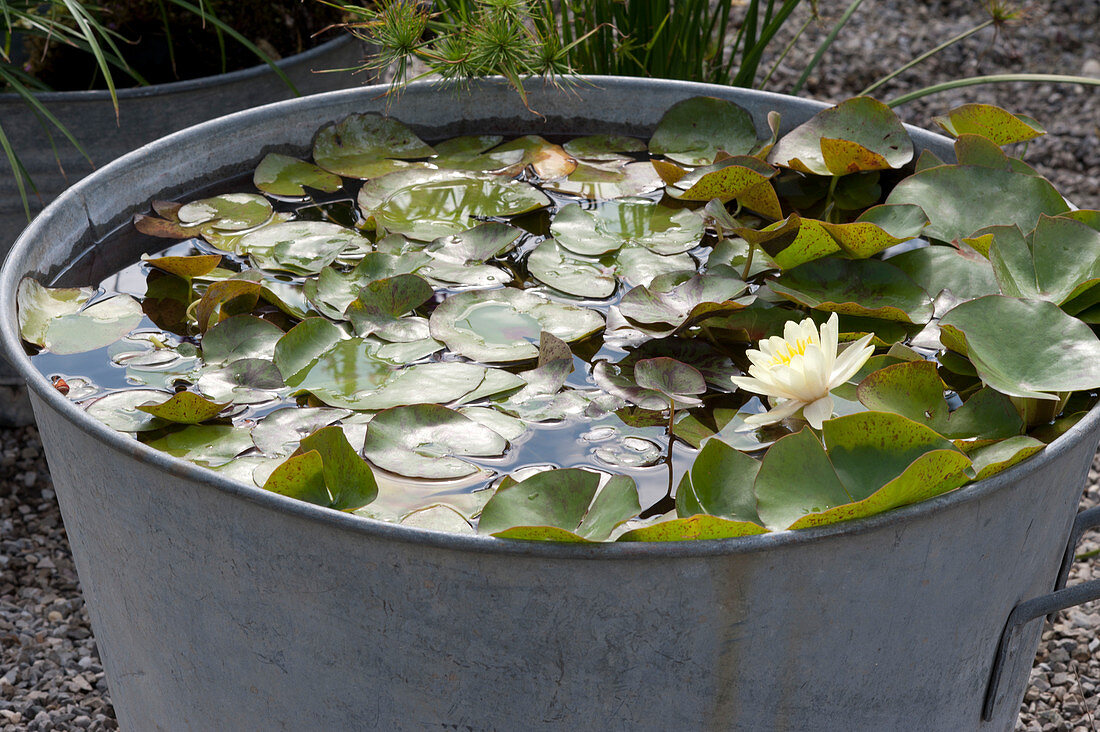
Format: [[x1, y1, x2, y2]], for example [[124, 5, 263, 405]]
[[0, 0, 363, 424], [3, 78, 1099, 730]]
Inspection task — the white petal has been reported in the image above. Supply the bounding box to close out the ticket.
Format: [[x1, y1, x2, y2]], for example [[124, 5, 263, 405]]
[[743, 398, 805, 426], [829, 333, 876, 388], [802, 394, 834, 429], [820, 312, 839, 372], [731, 375, 787, 399]]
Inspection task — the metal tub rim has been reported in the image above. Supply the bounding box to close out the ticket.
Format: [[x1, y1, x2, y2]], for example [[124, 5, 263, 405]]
[[0, 34, 353, 105], [3, 75, 1095, 561]]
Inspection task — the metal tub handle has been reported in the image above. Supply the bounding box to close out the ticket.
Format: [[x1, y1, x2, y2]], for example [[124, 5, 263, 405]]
[[983, 504, 1100, 720]]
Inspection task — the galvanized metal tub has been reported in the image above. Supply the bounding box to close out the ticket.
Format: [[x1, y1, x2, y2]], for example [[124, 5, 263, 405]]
[[2, 78, 1098, 731]]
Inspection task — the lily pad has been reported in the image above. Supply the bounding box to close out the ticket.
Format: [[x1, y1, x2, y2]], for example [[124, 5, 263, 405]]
[[667, 156, 782, 220], [141, 253, 222, 280], [85, 389, 172, 433], [769, 97, 913, 176], [932, 103, 1045, 146], [237, 221, 372, 275], [264, 426, 378, 510], [552, 199, 705, 256], [136, 391, 228, 424], [479, 469, 640, 542], [202, 315, 284, 365], [617, 514, 769, 542], [361, 404, 507, 479], [887, 244, 1000, 301], [968, 436, 1045, 480], [489, 135, 577, 179], [563, 134, 646, 161], [618, 268, 747, 336], [543, 161, 663, 199], [304, 253, 431, 320], [177, 193, 272, 231], [17, 279, 94, 347], [418, 222, 521, 287], [755, 428, 851, 530], [254, 153, 342, 196], [649, 97, 758, 166], [197, 358, 286, 405], [345, 274, 434, 339], [41, 295, 144, 355], [885, 165, 1069, 244], [312, 113, 435, 178], [526, 239, 617, 298], [141, 424, 255, 466], [674, 436, 762, 523], [358, 169, 551, 241], [251, 406, 352, 457], [614, 245, 696, 288], [987, 215, 1100, 305], [939, 296, 1100, 400], [430, 288, 604, 363], [400, 505, 476, 534], [857, 360, 1023, 440], [273, 318, 346, 384], [771, 258, 933, 324], [193, 279, 262, 333]]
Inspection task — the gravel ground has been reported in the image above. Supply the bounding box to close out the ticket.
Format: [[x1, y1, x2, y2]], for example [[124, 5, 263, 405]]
[[2, 1, 1099, 729]]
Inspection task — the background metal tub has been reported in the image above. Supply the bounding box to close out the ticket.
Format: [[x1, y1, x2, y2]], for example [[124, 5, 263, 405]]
[[2, 78, 1097, 731]]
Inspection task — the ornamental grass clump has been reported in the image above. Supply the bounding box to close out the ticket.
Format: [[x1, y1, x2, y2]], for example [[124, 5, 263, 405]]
[[17, 93, 1100, 542]]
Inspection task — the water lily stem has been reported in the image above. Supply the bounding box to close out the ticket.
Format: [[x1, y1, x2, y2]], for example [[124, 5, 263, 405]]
[[741, 241, 756, 281]]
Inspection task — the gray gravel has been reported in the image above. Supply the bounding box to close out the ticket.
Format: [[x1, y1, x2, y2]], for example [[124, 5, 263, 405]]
[[3, 1, 1099, 729]]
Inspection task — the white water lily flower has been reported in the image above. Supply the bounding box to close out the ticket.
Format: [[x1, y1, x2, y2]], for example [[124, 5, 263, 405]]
[[730, 312, 875, 429]]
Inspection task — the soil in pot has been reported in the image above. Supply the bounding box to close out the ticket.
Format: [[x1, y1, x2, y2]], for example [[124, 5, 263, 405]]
[[16, 95, 1100, 542]]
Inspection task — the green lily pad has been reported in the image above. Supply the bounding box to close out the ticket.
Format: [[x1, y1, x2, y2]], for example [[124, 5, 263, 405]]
[[251, 406, 351, 457], [755, 428, 851, 530], [939, 296, 1100, 400], [194, 278, 262, 333], [304, 253, 431, 320], [769, 97, 913, 176], [887, 244, 1000, 301], [418, 222, 521, 286], [932, 103, 1045, 146], [618, 268, 747, 336], [202, 315, 284, 366], [592, 360, 675, 411], [141, 424, 255, 466], [141, 253, 222, 280], [345, 274, 434, 338], [264, 426, 378, 510], [431, 134, 519, 173], [358, 169, 551, 241], [312, 113, 435, 178], [617, 514, 769, 542], [254, 153, 342, 196], [136, 391, 228, 424], [563, 134, 646, 161], [430, 288, 604, 363], [987, 215, 1100, 305], [675, 437, 762, 523], [197, 358, 286, 405], [649, 97, 758, 166], [786, 448, 971, 530], [177, 193, 272, 231], [634, 357, 706, 406], [273, 318, 346, 384], [237, 221, 372, 275], [400, 505, 476, 534], [552, 199, 705, 257], [479, 469, 640, 542], [526, 239, 617, 298], [885, 165, 1069, 244], [614, 245, 697, 288], [17, 279, 95, 347], [361, 404, 507, 479], [857, 361, 1023, 440], [41, 295, 144, 355], [85, 389, 171, 433], [458, 406, 529, 442], [771, 258, 933, 324], [542, 161, 663, 199], [968, 436, 1045, 480], [667, 156, 782, 219]]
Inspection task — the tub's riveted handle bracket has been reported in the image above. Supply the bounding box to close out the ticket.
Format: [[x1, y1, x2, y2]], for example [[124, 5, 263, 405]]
[[982, 505, 1100, 720]]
